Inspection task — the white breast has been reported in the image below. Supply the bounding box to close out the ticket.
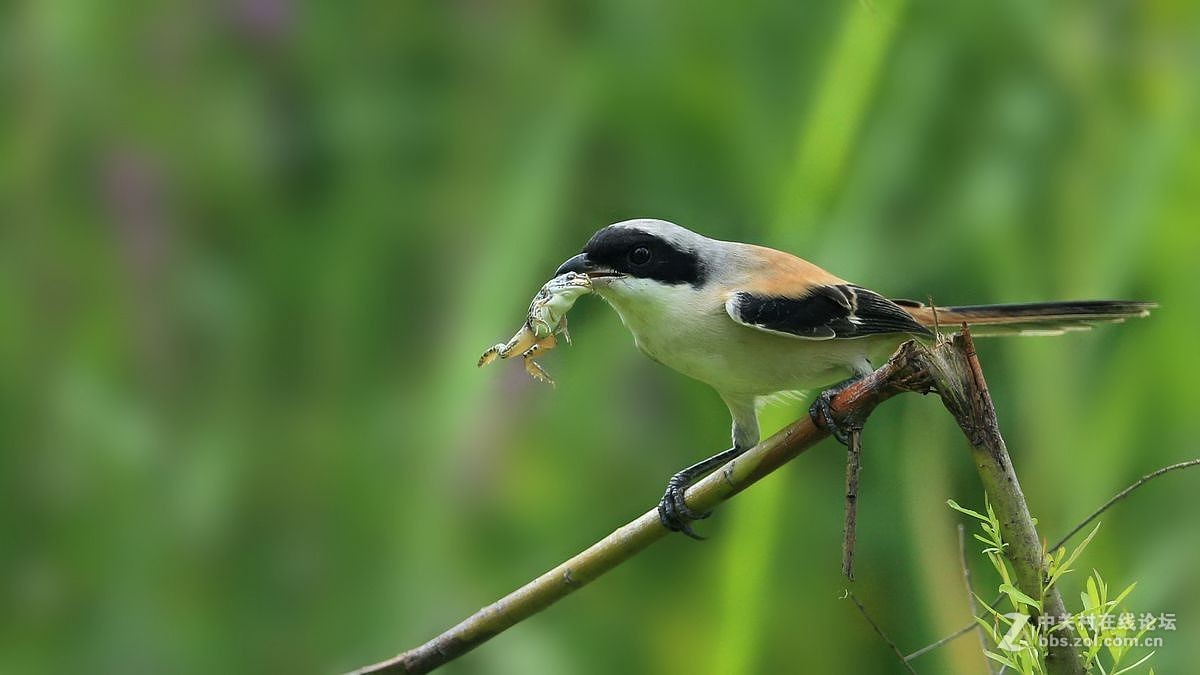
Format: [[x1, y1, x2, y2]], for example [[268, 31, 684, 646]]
[[597, 280, 889, 398]]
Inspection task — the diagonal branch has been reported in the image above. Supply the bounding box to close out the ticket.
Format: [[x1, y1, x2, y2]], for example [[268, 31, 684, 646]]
[[906, 456, 1200, 664], [916, 327, 1083, 674], [351, 328, 1113, 675], [348, 342, 934, 674]]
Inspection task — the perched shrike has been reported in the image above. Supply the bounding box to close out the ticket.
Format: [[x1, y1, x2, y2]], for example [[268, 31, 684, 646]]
[[554, 219, 1153, 538]]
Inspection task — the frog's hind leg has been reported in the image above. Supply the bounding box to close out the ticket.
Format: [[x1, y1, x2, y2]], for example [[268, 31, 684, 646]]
[[522, 336, 558, 386], [477, 344, 504, 368], [524, 358, 554, 386]]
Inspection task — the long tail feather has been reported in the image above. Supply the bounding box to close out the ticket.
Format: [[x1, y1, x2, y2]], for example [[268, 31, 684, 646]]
[[901, 300, 1156, 337]]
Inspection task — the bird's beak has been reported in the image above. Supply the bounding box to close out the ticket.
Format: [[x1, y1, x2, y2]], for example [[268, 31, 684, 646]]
[[554, 253, 622, 280]]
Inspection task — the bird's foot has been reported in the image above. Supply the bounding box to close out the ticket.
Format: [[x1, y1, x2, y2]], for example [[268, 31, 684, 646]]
[[656, 446, 744, 539], [809, 376, 866, 446], [657, 473, 712, 540]]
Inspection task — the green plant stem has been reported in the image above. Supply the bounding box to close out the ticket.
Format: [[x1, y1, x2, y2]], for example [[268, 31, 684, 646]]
[[917, 327, 1083, 675], [908, 457, 1200, 664]]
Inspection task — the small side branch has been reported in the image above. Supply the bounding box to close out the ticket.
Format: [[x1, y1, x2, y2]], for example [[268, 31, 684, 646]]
[[904, 621, 977, 662], [842, 428, 863, 580], [843, 590, 919, 674], [1049, 458, 1200, 552]]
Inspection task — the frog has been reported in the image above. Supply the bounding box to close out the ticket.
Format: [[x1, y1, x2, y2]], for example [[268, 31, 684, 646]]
[[477, 272, 593, 386]]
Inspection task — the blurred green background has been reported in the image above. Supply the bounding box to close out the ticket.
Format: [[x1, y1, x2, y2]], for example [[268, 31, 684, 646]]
[[3, 0, 1198, 673]]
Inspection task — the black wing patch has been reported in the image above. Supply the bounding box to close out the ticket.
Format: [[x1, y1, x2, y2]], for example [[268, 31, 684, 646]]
[[727, 285, 933, 340]]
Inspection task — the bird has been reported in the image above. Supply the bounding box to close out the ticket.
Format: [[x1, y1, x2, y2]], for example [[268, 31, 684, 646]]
[[553, 218, 1154, 538]]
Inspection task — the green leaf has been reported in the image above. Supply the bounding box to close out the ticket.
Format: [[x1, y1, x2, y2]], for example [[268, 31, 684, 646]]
[[1073, 612, 1091, 640], [998, 612, 1032, 652], [985, 650, 1019, 669], [1000, 583, 1042, 611], [974, 615, 1000, 642], [1087, 575, 1101, 609], [1014, 644, 1043, 675], [1048, 522, 1102, 588], [988, 552, 1013, 585], [947, 499, 990, 522], [1112, 582, 1137, 608], [974, 593, 1010, 623]]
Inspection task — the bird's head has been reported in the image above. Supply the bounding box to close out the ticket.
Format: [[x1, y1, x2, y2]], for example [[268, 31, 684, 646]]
[[555, 220, 714, 309]]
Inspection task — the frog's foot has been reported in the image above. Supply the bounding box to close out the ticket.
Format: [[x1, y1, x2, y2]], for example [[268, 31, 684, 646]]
[[522, 338, 558, 385], [477, 345, 504, 368], [523, 356, 555, 386], [558, 317, 572, 345]]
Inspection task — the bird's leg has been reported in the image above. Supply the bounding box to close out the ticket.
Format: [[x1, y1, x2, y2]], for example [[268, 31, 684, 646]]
[[809, 374, 868, 445], [658, 446, 744, 540]]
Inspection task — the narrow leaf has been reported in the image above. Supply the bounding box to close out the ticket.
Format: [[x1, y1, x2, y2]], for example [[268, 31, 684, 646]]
[[1000, 583, 1043, 611], [1056, 522, 1102, 584], [1111, 582, 1137, 608], [947, 499, 990, 522], [984, 651, 1019, 669]]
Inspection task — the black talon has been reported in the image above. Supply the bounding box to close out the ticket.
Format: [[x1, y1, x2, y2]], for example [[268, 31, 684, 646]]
[[657, 446, 744, 539], [809, 375, 867, 446], [809, 388, 849, 445], [658, 481, 708, 540], [670, 477, 710, 520]]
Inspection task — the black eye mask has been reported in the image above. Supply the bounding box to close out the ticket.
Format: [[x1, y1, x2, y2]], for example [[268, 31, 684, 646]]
[[583, 228, 706, 287]]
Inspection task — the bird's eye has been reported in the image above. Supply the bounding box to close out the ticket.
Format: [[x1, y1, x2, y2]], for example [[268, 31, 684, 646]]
[[629, 246, 653, 266]]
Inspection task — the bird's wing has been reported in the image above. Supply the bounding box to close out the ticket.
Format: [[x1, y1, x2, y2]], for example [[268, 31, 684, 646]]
[[725, 283, 933, 340]]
